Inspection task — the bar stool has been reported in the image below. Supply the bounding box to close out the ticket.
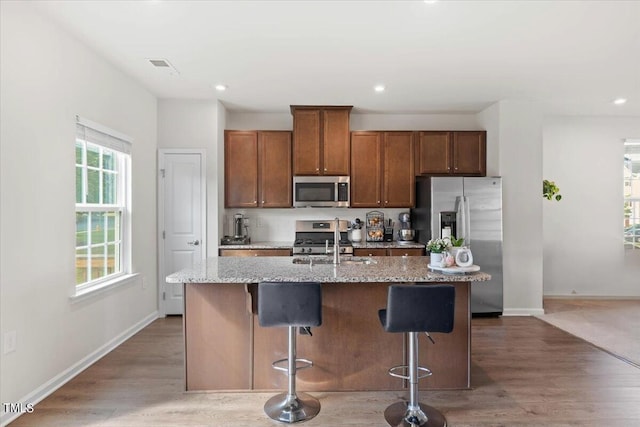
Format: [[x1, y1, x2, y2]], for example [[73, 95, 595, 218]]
[[378, 284, 455, 427], [258, 281, 322, 423]]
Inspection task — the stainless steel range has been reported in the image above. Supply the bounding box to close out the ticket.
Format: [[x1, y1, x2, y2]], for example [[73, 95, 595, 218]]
[[293, 220, 354, 255]]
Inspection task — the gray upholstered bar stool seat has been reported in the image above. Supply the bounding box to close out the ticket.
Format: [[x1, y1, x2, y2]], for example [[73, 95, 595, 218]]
[[379, 284, 455, 427], [258, 281, 322, 423]]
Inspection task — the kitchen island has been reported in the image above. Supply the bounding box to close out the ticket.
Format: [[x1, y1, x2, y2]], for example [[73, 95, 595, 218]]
[[166, 256, 490, 392]]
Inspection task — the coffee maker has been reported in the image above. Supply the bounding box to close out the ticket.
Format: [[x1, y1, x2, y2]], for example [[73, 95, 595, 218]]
[[233, 213, 246, 239], [397, 212, 415, 243], [220, 213, 251, 245]]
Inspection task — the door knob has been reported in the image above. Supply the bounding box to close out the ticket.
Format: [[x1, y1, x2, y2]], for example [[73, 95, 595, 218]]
[[187, 240, 200, 246]]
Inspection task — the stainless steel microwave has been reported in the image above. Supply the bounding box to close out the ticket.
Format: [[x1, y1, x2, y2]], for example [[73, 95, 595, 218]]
[[293, 176, 350, 208]]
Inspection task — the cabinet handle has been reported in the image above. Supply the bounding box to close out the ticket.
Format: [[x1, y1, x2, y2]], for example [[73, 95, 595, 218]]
[[324, 168, 327, 171], [262, 200, 265, 204], [316, 168, 319, 171]]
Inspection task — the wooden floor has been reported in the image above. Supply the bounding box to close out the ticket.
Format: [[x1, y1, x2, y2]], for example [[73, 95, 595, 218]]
[[9, 314, 640, 426]]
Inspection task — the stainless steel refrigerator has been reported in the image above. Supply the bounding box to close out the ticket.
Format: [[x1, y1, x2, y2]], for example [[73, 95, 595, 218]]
[[412, 176, 503, 316]]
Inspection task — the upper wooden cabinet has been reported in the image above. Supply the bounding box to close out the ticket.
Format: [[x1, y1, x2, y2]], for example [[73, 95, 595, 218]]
[[416, 131, 486, 176], [350, 131, 415, 208], [224, 130, 292, 208], [291, 106, 352, 176]]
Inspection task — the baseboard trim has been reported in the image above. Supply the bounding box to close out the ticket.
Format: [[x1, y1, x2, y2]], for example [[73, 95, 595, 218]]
[[544, 295, 640, 300], [1, 311, 159, 427], [503, 308, 546, 316]]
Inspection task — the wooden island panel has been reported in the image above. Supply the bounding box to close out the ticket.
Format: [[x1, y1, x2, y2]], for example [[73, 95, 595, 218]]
[[184, 283, 252, 391], [252, 282, 404, 391], [184, 280, 471, 392]]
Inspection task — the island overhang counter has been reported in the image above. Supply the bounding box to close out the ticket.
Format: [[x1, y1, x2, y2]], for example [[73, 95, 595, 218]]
[[166, 256, 490, 392]]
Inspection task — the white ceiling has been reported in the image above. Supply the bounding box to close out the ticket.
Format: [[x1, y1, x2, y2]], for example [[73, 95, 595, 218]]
[[31, 0, 640, 116]]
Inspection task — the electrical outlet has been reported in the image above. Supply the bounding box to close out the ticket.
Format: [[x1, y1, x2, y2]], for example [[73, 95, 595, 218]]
[[142, 276, 147, 289], [256, 217, 263, 228], [4, 330, 17, 354]]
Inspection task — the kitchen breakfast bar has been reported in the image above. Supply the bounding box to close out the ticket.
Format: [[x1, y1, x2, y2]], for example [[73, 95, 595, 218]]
[[166, 256, 490, 393]]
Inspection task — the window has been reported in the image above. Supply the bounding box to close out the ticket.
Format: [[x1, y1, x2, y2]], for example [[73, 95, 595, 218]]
[[624, 139, 640, 249], [75, 116, 131, 290]]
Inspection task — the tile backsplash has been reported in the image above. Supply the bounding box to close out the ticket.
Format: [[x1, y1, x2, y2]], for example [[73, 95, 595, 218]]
[[223, 208, 407, 242]]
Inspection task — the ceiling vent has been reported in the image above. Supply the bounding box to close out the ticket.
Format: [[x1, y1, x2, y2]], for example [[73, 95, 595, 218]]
[[147, 58, 179, 76]]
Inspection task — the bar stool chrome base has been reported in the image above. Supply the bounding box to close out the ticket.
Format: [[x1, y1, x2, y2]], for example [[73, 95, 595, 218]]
[[264, 391, 321, 423], [384, 401, 447, 427]]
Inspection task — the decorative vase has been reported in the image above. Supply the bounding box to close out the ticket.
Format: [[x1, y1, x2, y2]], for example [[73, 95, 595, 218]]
[[430, 252, 444, 267], [455, 247, 474, 267]]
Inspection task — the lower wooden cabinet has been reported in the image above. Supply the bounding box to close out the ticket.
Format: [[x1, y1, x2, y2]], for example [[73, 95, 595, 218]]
[[219, 248, 292, 257], [354, 247, 424, 257]]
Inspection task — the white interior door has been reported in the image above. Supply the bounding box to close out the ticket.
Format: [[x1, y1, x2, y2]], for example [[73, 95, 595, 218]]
[[159, 150, 206, 315]]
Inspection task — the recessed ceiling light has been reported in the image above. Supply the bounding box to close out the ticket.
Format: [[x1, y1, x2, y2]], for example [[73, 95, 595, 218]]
[[374, 85, 386, 92], [613, 98, 627, 105], [215, 84, 228, 91]]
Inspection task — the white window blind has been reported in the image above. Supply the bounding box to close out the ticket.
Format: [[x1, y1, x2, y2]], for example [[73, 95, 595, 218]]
[[76, 115, 132, 154]]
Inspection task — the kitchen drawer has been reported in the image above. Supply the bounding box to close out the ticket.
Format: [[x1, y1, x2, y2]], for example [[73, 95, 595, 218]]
[[353, 248, 388, 257], [219, 249, 292, 257], [387, 248, 424, 256], [354, 247, 424, 257]]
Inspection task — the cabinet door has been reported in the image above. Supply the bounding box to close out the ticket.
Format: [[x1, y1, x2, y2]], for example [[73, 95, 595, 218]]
[[292, 109, 321, 175], [350, 132, 382, 208], [453, 131, 486, 176], [322, 108, 351, 175], [225, 131, 258, 208], [416, 131, 451, 175], [259, 131, 292, 207], [383, 132, 415, 208]]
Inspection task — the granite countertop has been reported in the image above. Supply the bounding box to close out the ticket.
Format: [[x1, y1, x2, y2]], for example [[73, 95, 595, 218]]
[[166, 256, 490, 284]]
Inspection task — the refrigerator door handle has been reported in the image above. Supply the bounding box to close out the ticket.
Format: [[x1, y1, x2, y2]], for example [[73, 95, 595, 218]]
[[456, 196, 471, 245]]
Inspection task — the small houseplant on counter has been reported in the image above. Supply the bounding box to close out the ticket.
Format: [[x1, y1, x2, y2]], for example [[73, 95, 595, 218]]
[[448, 236, 465, 259], [426, 238, 451, 266]]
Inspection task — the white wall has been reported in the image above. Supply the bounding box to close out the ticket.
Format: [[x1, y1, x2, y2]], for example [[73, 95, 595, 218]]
[[543, 116, 640, 296], [479, 101, 545, 315], [157, 100, 220, 256], [0, 2, 158, 419]]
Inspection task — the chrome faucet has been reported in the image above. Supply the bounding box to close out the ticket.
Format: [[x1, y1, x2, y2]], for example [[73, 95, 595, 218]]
[[333, 217, 341, 265]]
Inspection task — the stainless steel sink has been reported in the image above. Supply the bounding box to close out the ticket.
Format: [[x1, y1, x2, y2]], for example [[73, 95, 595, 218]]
[[292, 256, 377, 265]]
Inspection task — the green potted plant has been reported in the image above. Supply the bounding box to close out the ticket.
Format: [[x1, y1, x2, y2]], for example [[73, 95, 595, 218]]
[[543, 179, 562, 201], [450, 236, 464, 247], [449, 236, 465, 259]]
